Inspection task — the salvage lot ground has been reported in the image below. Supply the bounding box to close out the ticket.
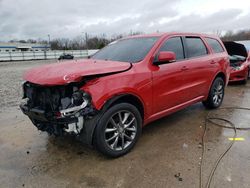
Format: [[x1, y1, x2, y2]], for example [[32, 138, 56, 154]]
[[0, 60, 250, 188]]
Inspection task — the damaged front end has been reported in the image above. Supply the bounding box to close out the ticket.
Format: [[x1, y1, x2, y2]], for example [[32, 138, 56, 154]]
[[223, 41, 249, 81], [20, 81, 97, 139], [229, 55, 246, 70]]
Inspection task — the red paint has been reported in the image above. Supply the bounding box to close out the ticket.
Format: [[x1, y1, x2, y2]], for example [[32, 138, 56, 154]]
[[23, 33, 230, 126], [23, 59, 131, 86], [158, 51, 176, 62], [229, 53, 250, 82]]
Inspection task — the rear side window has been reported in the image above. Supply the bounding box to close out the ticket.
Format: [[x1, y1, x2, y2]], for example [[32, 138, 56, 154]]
[[185, 37, 208, 58], [206, 38, 224, 53], [159, 37, 184, 60]]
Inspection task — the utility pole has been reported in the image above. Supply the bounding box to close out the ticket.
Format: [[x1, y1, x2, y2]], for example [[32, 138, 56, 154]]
[[85, 32, 88, 50], [81, 32, 84, 50], [47, 34, 50, 51], [85, 32, 88, 56], [48, 34, 50, 44]]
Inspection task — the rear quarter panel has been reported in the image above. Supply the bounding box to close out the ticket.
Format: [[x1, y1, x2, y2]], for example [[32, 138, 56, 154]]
[[205, 52, 230, 98], [203, 36, 230, 89]]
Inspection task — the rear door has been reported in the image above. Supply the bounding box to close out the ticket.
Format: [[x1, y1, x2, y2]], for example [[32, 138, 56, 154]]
[[152, 36, 187, 113], [180, 36, 214, 101]]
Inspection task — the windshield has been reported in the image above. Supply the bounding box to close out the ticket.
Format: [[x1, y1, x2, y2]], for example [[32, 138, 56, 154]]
[[91, 37, 159, 63]]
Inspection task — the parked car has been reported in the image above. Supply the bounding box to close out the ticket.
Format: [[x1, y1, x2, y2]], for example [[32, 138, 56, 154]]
[[58, 53, 74, 60], [20, 33, 230, 157], [223, 41, 250, 83]]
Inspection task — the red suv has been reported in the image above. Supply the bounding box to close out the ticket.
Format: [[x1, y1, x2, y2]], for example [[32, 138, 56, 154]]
[[20, 33, 230, 157]]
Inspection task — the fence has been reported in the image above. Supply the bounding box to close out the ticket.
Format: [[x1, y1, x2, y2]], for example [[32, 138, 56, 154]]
[[0, 50, 99, 61]]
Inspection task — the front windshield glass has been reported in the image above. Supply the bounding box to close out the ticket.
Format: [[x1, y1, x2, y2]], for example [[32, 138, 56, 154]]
[[91, 37, 159, 63]]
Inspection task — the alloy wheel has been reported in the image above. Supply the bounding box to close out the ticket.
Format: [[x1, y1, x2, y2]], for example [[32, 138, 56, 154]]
[[104, 110, 137, 151], [212, 80, 224, 106]]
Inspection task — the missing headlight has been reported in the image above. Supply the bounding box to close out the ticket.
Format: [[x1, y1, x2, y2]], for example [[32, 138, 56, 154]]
[[72, 91, 91, 106], [60, 90, 92, 117]]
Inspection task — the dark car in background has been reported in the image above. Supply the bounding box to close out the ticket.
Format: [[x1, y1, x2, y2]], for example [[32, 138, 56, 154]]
[[223, 41, 250, 83], [58, 53, 74, 60]]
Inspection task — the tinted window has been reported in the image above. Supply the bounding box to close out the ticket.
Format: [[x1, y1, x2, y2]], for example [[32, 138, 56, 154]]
[[186, 37, 208, 58], [91, 37, 159, 63], [206, 38, 224, 53], [159, 37, 184, 60]]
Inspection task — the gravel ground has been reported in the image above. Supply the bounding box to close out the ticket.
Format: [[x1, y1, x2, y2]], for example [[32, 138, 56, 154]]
[[0, 60, 55, 113]]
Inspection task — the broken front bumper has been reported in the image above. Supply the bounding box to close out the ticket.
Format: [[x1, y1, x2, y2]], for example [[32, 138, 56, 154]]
[[20, 103, 78, 124], [20, 102, 99, 146]]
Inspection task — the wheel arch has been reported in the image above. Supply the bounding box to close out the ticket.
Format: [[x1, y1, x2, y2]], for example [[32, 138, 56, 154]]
[[215, 72, 226, 83], [101, 94, 145, 121], [203, 72, 225, 109], [85, 93, 145, 146], [209, 72, 226, 89]]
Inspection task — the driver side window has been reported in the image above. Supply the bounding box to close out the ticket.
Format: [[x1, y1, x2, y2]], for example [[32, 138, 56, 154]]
[[158, 37, 185, 61]]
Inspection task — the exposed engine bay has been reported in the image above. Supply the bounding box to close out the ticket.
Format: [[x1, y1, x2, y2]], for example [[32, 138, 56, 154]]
[[229, 55, 246, 70], [20, 82, 96, 136], [223, 41, 248, 70]]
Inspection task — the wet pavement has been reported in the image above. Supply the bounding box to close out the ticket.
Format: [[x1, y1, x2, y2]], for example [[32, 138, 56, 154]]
[[0, 60, 250, 188]]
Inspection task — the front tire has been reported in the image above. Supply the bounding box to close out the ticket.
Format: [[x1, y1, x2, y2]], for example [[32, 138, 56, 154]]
[[94, 103, 142, 157], [203, 77, 225, 109]]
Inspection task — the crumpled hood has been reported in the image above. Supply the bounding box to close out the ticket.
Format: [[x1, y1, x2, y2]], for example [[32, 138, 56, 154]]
[[24, 59, 132, 86]]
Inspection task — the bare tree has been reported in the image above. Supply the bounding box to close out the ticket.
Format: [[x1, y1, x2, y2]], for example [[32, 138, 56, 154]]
[[221, 29, 250, 41]]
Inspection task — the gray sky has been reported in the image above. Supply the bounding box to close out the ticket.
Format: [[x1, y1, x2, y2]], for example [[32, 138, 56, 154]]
[[0, 0, 250, 41]]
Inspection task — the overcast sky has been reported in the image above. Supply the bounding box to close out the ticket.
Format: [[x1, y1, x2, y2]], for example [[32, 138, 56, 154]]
[[0, 0, 250, 41]]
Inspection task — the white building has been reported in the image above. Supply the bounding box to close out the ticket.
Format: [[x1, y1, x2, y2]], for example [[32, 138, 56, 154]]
[[0, 42, 50, 52]]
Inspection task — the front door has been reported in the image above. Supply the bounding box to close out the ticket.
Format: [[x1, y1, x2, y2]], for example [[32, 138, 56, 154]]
[[152, 37, 187, 114]]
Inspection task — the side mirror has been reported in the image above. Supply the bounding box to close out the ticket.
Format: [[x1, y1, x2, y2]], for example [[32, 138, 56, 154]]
[[153, 51, 176, 65]]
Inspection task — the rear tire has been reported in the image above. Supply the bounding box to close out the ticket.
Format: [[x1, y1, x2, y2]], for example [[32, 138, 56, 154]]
[[94, 103, 142, 157], [203, 77, 225, 109]]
